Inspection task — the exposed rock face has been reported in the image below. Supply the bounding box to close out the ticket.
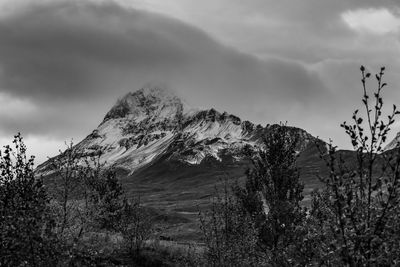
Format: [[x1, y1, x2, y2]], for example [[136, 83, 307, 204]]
[[37, 86, 318, 174]]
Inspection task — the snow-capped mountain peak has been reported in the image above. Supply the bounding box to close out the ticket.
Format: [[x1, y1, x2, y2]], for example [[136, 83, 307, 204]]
[[37, 86, 317, 174], [103, 86, 191, 122]]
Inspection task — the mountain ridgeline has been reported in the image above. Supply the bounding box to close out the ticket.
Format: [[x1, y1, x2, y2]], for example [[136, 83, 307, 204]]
[[37, 86, 319, 176]]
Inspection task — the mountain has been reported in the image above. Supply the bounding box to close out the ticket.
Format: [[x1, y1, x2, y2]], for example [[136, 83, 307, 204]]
[[384, 132, 400, 151], [37, 86, 325, 241], [37, 86, 318, 175]]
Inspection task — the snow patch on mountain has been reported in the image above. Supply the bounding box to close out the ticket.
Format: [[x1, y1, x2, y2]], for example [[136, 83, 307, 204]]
[[37, 86, 316, 174]]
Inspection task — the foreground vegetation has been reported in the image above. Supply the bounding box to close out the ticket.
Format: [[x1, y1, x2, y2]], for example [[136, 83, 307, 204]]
[[2, 66, 400, 266]]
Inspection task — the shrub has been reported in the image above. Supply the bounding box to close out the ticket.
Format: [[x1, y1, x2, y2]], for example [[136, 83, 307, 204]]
[[311, 66, 400, 265], [0, 133, 60, 266], [47, 141, 87, 240], [48, 144, 125, 237], [45, 143, 128, 265], [200, 182, 261, 266], [84, 166, 125, 231], [117, 197, 154, 258], [234, 124, 307, 265]]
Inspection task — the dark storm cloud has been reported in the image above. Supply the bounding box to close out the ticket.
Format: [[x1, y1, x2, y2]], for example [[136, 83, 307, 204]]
[[0, 2, 194, 101], [0, 0, 329, 139]]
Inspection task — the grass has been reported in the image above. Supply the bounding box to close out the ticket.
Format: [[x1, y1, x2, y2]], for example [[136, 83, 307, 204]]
[[63, 229, 205, 266], [42, 141, 362, 247]]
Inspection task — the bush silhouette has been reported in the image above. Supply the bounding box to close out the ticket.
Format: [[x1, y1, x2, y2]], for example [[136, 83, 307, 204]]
[[0, 133, 60, 266], [311, 66, 400, 265], [234, 124, 306, 264]]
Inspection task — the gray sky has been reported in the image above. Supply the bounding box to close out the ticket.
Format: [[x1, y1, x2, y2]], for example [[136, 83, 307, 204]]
[[1, 0, 400, 164]]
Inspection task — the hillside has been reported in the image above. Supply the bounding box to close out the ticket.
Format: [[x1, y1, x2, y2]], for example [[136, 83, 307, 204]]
[[37, 86, 328, 240]]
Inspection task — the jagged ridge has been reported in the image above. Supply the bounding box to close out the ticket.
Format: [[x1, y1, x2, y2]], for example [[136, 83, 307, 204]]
[[37, 86, 317, 174]]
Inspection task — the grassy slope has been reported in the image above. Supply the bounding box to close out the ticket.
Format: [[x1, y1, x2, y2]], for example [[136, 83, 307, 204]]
[[42, 142, 373, 242], [121, 143, 332, 241]]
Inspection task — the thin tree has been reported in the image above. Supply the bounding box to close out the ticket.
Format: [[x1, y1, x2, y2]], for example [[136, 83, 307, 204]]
[[234, 124, 306, 264]]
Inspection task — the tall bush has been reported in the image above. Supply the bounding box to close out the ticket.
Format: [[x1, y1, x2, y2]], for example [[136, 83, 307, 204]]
[[234, 124, 306, 264], [312, 66, 400, 265], [0, 133, 59, 266]]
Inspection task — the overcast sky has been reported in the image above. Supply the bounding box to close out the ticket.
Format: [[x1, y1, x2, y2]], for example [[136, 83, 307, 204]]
[[1, 0, 400, 164]]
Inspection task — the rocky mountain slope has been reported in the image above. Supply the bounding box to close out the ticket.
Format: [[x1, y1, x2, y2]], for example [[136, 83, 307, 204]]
[[37, 86, 318, 175]]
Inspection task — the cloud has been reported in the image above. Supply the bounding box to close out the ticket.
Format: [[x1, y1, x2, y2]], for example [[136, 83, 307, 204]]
[[342, 8, 400, 34], [0, 134, 64, 165], [0, 2, 196, 102], [0, 1, 329, 141], [2, 0, 400, 163], [0, 92, 37, 117]]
